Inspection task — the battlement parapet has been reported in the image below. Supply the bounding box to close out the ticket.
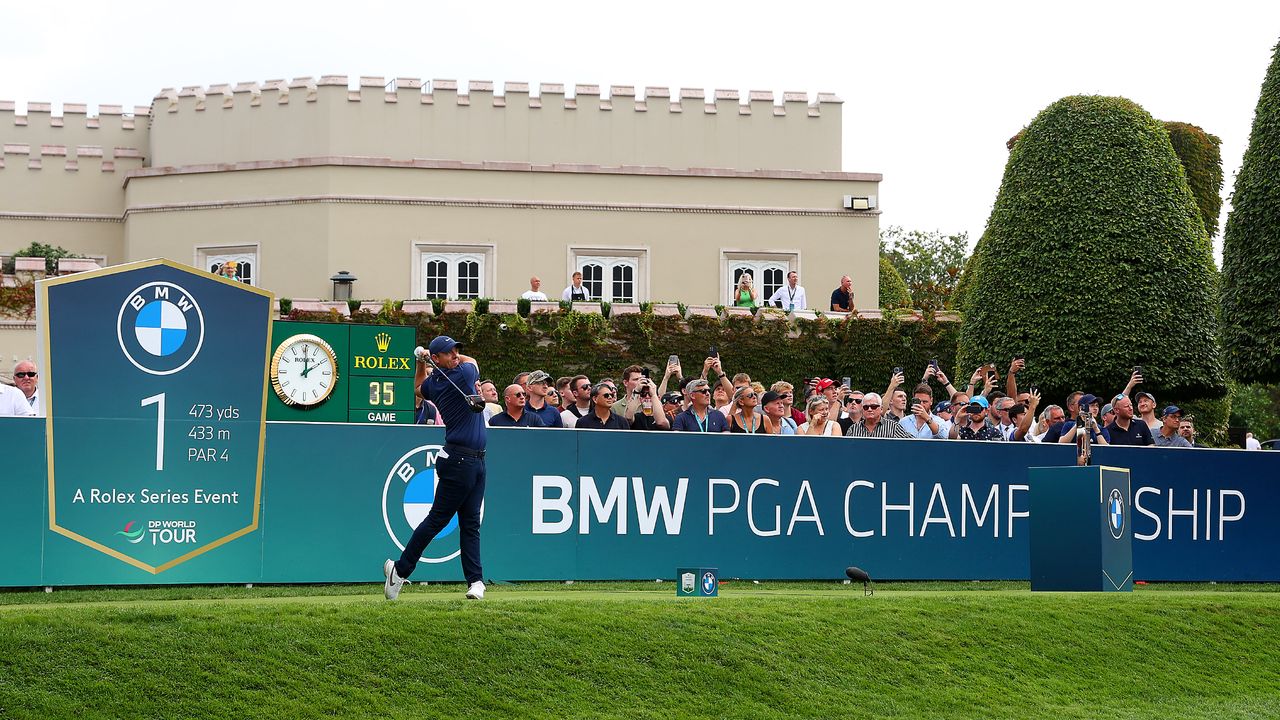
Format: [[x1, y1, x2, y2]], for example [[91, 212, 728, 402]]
[[1, 101, 150, 131], [142, 76, 843, 171]]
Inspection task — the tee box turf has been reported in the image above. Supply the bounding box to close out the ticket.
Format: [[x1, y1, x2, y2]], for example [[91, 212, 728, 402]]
[[677, 568, 718, 597]]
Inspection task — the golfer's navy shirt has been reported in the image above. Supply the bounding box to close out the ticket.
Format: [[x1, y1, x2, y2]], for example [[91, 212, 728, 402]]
[[423, 361, 486, 450]]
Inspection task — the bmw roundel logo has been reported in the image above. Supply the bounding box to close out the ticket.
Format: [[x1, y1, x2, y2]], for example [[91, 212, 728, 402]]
[[701, 571, 717, 595], [1108, 488, 1125, 539], [382, 444, 483, 564], [116, 282, 205, 375]]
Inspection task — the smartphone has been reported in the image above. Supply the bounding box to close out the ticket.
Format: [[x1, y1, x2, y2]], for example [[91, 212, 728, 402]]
[[709, 346, 718, 358], [1028, 384, 1039, 394], [930, 358, 939, 372], [641, 366, 650, 378], [842, 377, 851, 389], [668, 354, 680, 367], [1134, 365, 1144, 376], [892, 367, 903, 377]]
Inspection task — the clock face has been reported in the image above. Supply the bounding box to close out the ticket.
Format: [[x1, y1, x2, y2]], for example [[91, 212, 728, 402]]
[[270, 334, 339, 407]]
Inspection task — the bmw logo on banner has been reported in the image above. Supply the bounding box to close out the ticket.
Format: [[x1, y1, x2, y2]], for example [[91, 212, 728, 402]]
[[38, 258, 272, 577], [1108, 487, 1126, 539], [382, 444, 484, 564], [117, 281, 206, 375]]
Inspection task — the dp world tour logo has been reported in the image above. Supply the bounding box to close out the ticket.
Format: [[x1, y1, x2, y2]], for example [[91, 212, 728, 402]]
[[116, 520, 145, 544], [117, 281, 205, 375], [1108, 488, 1126, 539], [382, 445, 483, 564]]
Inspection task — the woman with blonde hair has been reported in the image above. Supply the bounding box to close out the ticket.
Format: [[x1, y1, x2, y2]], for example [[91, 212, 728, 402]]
[[733, 272, 758, 309], [727, 386, 764, 433], [798, 395, 840, 436]]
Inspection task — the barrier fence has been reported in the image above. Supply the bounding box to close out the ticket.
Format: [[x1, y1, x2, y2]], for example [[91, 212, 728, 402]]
[[2, 418, 1277, 586]]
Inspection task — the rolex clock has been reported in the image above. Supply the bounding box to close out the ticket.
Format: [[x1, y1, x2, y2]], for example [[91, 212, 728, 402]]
[[270, 333, 339, 407]]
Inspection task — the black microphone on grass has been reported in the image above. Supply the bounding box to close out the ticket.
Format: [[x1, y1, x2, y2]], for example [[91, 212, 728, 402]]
[[846, 566, 873, 596]]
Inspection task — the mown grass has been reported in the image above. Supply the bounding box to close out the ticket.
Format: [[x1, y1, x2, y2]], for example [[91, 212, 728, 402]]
[[0, 583, 1277, 719]]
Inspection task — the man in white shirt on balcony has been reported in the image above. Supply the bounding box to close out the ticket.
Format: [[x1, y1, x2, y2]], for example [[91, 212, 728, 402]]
[[520, 276, 549, 301], [766, 271, 807, 311]]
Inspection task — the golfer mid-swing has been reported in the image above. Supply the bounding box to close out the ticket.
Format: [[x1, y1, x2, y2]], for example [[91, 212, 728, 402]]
[[384, 335, 487, 600]]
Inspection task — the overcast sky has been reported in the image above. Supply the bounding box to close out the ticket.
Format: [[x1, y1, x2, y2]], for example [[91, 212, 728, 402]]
[[3, 1, 1277, 262]]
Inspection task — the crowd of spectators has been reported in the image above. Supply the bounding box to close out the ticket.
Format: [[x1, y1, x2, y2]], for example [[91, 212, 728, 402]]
[[412, 354, 1218, 449]]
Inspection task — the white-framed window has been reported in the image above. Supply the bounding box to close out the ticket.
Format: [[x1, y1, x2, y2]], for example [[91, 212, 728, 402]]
[[196, 245, 257, 285], [722, 252, 799, 306], [413, 244, 494, 300], [570, 249, 647, 303]]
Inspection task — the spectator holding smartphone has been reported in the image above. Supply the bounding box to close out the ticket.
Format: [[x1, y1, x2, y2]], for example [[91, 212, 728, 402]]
[[899, 384, 949, 439]]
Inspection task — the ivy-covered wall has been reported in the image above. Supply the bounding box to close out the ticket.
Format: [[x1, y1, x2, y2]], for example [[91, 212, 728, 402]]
[[285, 305, 1242, 444], [286, 307, 962, 397]]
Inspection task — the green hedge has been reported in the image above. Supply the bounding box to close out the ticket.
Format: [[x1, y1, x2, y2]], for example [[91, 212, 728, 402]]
[[1221, 39, 1280, 384], [1010, 121, 1223, 239], [961, 95, 1226, 407], [1164, 122, 1224, 239], [287, 307, 961, 398], [878, 257, 912, 310]]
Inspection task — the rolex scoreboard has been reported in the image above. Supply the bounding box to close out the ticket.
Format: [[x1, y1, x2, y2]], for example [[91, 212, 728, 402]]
[[266, 321, 417, 424]]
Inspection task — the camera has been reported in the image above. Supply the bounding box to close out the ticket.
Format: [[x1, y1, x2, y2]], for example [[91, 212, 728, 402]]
[[967, 402, 984, 414]]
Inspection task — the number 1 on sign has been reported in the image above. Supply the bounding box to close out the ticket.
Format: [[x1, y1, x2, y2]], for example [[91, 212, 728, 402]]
[[141, 392, 165, 471]]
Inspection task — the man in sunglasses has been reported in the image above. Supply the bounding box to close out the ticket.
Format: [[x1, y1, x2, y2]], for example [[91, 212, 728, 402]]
[[837, 389, 863, 434], [488, 384, 546, 427], [845, 392, 912, 438], [672, 378, 729, 432], [576, 381, 631, 430], [559, 375, 593, 428], [1, 361, 37, 416]]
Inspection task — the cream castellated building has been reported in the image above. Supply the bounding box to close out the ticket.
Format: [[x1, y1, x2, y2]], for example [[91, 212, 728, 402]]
[[0, 76, 881, 359]]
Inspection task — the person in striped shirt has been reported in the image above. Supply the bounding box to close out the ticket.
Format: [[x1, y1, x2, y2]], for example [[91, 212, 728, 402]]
[[844, 392, 912, 439]]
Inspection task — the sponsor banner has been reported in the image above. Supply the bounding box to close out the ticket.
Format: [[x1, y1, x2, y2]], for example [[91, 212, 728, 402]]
[[37, 260, 271, 578], [2, 422, 1278, 585]]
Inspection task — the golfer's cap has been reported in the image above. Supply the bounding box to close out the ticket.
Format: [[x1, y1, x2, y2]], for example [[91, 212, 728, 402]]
[[427, 336, 461, 354]]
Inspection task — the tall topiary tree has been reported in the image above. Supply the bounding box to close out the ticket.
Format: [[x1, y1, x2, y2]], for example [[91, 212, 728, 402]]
[[1221, 39, 1280, 384], [1164, 121, 1223, 238], [878, 256, 912, 309], [959, 95, 1225, 405]]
